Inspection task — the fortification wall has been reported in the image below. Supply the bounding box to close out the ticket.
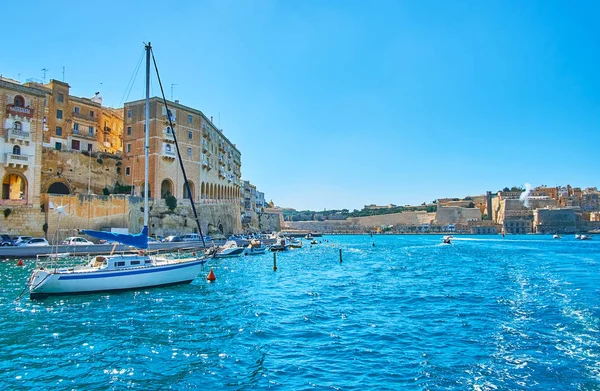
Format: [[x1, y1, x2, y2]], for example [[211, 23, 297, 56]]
[[434, 206, 481, 225]]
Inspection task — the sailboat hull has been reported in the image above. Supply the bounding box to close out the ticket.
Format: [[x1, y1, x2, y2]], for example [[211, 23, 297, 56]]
[[29, 259, 205, 299]]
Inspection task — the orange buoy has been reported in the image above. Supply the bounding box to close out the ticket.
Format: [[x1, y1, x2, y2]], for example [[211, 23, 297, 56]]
[[207, 269, 216, 282], [16, 259, 24, 266]]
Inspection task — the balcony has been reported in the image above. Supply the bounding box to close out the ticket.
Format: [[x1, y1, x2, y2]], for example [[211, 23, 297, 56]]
[[6, 104, 34, 119], [201, 140, 209, 152], [202, 129, 211, 140], [72, 130, 96, 140], [4, 153, 30, 167], [72, 111, 96, 122], [103, 126, 112, 134], [163, 127, 174, 141], [103, 141, 112, 148], [5, 127, 31, 143], [162, 145, 176, 159]]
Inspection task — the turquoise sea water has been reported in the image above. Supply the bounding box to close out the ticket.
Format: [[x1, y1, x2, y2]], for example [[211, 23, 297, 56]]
[[1, 235, 599, 390]]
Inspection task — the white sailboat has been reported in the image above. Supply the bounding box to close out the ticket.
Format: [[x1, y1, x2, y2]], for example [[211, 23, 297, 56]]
[[27, 43, 206, 299]]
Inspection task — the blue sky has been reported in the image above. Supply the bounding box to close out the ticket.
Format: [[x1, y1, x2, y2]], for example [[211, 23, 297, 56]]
[[2, 0, 599, 210]]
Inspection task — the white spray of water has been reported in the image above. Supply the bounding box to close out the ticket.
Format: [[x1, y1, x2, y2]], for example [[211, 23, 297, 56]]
[[519, 183, 533, 207]]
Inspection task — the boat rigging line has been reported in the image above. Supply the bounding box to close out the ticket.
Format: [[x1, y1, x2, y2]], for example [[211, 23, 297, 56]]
[[119, 47, 146, 107], [149, 47, 207, 249]]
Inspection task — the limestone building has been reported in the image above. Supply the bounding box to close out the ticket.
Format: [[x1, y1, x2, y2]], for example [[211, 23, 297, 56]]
[[0, 77, 47, 235], [1, 78, 45, 207], [26, 79, 123, 155], [122, 98, 242, 202]]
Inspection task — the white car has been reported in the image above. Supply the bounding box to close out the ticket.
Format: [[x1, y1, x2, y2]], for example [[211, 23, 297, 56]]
[[62, 236, 94, 246], [19, 238, 49, 247]]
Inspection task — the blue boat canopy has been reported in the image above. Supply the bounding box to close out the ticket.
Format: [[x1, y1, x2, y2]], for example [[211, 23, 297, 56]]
[[82, 226, 149, 249]]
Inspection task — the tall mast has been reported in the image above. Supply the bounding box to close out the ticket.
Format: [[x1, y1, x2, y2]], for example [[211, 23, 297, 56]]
[[144, 42, 151, 227]]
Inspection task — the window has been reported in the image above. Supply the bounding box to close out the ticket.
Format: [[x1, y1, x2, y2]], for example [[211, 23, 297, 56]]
[[87, 144, 93, 152], [71, 140, 80, 150], [127, 109, 132, 118], [73, 123, 79, 134], [127, 126, 131, 135], [56, 109, 63, 119], [116, 261, 125, 267], [188, 114, 193, 124], [88, 126, 94, 136], [188, 131, 192, 140], [14, 121, 22, 131], [74, 106, 80, 114], [57, 93, 64, 103], [188, 147, 192, 158], [126, 144, 131, 153], [12, 145, 21, 155], [90, 110, 94, 118], [131, 260, 140, 265], [143, 124, 146, 133], [56, 126, 62, 136], [125, 167, 131, 176], [166, 126, 172, 134], [55, 142, 62, 151], [14, 96, 25, 107]]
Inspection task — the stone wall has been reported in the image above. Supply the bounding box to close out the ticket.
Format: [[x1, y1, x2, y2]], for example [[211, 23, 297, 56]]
[[42, 194, 242, 239], [258, 212, 283, 233], [41, 149, 123, 195], [149, 199, 242, 237], [434, 206, 482, 225], [43, 194, 141, 240], [0, 205, 45, 236]]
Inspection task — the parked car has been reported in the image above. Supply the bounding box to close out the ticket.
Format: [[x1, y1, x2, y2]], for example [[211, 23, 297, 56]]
[[0, 234, 12, 246], [12, 236, 32, 246], [18, 238, 49, 247], [62, 236, 94, 246], [181, 233, 201, 242], [150, 235, 164, 242], [163, 235, 182, 243]]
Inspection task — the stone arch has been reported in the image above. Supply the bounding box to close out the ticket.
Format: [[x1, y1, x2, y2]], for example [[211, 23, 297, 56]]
[[161, 179, 173, 199], [2, 172, 27, 201], [47, 180, 70, 195], [184, 181, 195, 199], [200, 182, 206, 199], [13, 95, 25, 107], [12, 145, 21, 155]]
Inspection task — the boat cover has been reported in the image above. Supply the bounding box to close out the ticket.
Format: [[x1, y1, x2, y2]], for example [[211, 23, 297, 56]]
[[82, 226, 149, 249]]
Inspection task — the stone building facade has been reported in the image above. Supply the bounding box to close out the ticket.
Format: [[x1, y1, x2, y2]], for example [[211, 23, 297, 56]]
[[0, 78, 47, 235], [122, 98, 242, 203], [25, 79, 123, 155]]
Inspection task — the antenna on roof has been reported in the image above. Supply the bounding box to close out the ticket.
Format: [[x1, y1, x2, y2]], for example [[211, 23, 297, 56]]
[[170, 84, 177, 101], [41, 68, 48, 83]]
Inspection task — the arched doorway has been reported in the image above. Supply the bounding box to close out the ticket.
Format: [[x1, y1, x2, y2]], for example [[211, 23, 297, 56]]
[[201, 182, 206, 199], [47, 181, 70, 194], [2, 173, 27, 200], [184, 181, 195, 199], [161, 179, 173, 199]]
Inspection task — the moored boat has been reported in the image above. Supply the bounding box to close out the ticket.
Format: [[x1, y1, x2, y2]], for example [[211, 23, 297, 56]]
[[211, 240, 245, 258], [26, 43, 208, 300], [244, 240, 267, 255]]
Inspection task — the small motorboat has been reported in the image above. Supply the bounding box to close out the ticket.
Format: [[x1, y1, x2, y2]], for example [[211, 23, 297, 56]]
[[210, 240, 245, 258], [244, 240, 267, 255], [575, 234, 581, 239], [269, 237, 290, 252], [553, 234, 562, 239], [310, 239, 318, 245], [579, 234, 592, 241], [305, 233, 314, 240], [442, 235, 453, 244], [288, 238, 303, 249]]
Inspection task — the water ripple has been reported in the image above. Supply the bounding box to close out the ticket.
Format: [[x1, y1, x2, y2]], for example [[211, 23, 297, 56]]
[[1, 235, 599, 389]]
